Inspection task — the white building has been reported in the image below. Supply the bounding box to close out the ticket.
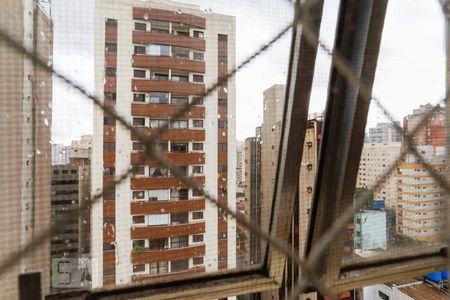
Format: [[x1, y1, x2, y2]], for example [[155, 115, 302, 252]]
[[354, 210, 387, 253], [364, 279, 447, 300]]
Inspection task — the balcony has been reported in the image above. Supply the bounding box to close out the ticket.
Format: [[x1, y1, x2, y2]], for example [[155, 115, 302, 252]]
[[132, 79, 205, 95], [103, 125, 115, 142], [132, 244, 205, 264], [131, 103, 205, 119], [133, 55, 205, 73], [133, 31, 205, 52], [130, 151, 205, 166], [132, 266, 205, 283], [131, 222, 205, 239], [103, 225, 115, 243], [131, 127, 205, 142], [131, 176, 205, 190], [131, 198, 205, 215], [133, 7, 206, 29]]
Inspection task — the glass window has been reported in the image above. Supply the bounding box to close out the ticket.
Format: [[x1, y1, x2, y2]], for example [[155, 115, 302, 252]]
[[133, 93, 145, 102], [174, 166, 188, 176], [171, 212, 189, 224], [132, 215, 145, 224], [218, 143, 227, 151], [171, 120, 188, 129], [170, 142, 188, 153], [171, 259, 189, 272], [172, 47, 190, 59], [193, 257, 204, 265], [192, 96, 203, 105], [150, 20, 170, 33], [170, 189, 188, 200], [193, 30, 204, 38], [148, 189, 169, 201], [152, 73, 169, 81], [133, 117, 145, 126], [192, 143, 203, 151], [218, 34, 228, 42], [171, 96, 188, 105], [192, 211, 203, 220], [104, 142, 115, 151], [132, 240, 145, 251], [53, 170, 59, 175], [132, 142, 143, 151], [104, 92, 116, 101], [218, 121, 228, 129], [132, 191, 145, 200], [171, 74, 188, 82], [193, 234, 203, 243], [148, 238, 168, 250], [218, 55, 227, 64], [218, 99, 227, 106], [157, 142, 169, 152], [193, 52, 204, 61], [103, 267, 115, 276], [192, 120, 203, 128], [218, 165, 228, 173], [103, 243, 116, 251], [192, 166, 203, 174], [193, 74, 204, 83], [134, 22, 147, 31], [105, 18, 117, 27], [192, 188, 203, 197], [133, 264, 145, 273], [149, 167, 168, 178], [218, 232, 227, 240], [104, 167, 115, 175], [149, 214, 170, 226], [149, 119, 167, 128], [150, 261, 168, 275], [170, 236, 188, 248], [134, 45, 146, 55], [147, 44, 171, 56], [149, 92, 169, 104], [103, 117, 115, 125], [105, 43, 117, 52], [105, 67, 116, 77], [134, 69, 146, 78]]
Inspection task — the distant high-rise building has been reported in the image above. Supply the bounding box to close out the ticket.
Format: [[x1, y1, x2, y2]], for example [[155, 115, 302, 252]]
[[395, 145, 446, 242], [356, 142, 402, 208], [354, 210, 387, 253], [367, 122, 402, 144], [69, 135, 92, 166], [52, 143, 70, 165], [91, 0, 236, 287], [403, 104, 445, 147], [0, 1, 53, 297]]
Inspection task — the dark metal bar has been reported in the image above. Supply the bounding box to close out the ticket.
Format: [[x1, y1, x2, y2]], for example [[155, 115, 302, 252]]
[[19, 272, 42, 300], [305, 0, 387, 287]]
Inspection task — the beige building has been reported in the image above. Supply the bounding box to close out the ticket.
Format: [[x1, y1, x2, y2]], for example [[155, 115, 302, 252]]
[[0, 0, 52, 297], [357, 142, 402, 208]]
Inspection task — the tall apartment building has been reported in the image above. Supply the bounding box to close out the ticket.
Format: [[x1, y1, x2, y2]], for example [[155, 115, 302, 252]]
[[69, 135, 93, 166], [367, 122, 402, 144], [51, 165, 91, 259], [395, 145, 446, 242], [92, 0, 236, 287], [356, 142, 402, 208], [0, 1, 52, 297], [52, 143, 70, 165], [403, 104, 445, 147]]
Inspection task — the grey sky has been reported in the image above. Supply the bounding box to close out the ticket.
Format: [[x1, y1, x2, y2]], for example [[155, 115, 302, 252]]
[[50, 0, 446, 145]]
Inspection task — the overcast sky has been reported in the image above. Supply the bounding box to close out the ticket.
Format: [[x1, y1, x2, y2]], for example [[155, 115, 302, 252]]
[[50, 0, 446, 145]]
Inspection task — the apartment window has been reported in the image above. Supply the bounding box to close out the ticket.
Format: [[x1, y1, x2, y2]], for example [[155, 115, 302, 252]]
[[132, 191, 145, 200], [103, 267, 115, 276], [104, 167, 115, 175], [192, 143, 203, 151], [133, 240, 145, 251], [149, 214, 170, 226], [218, 34, 228, 42], [193, 234, 203, 243], [172, 46, 189, 59], [105, 18, 117, 27], [171, 96, 188, 105], [170, 188, 188, 200], [133, 264, 145, 273], [218, 99, 227, 106], [133, 93, 145, 102], [170, 236, 188, 248], [193, 257, 204, 265], [192, 74, 204, 83], [134, 69, 146, 78], [193, 188, 203, 197], [153, 73, 169, 81], [174, 165, 188, 176], [104, 142, 115, 151], [378, 291, 389, 300], [218, 165, 228, 173], [103, 187, 115, 200], [218, 232, 227, 240], [192, 211, 203, 220], [157, 142, 169, 152], [150, 20, 170, 33], [53, 170, 59, 175], [218, 143, 227, 151], [192, 96, 203, 105], [149, 92, 169, 104], [171, 74, 188, 82], [132, 142, 143, 151], [148, 189, 169, 201], [218, 254, 227, 261], [171, 120, 188, 129], [134, 45, 146, 55], [218, 55, 227, 64], [132, 215, 145, 225], [192, 166, 203, 174], [103, 117, 115, 125], [193, 52, 204, 61], [148, 44, 171, 56], [171, 212, 189, 224], [134, 22, 147, 31], [149, 119, 167, 128], [149, 167, 168, 178], [148, 238, 168, 250], [193, 30, 204, 38], [105, 67, 116, 77], [150, 261, 168, 275], [133, 117, 145, 127], [218, 121, 228, 129], [171, 259, 189, 272], [105, 43, 117, 52], [103, 243, 115, 251], [104, 92, 116, 101], [192, 120, 204, 128]]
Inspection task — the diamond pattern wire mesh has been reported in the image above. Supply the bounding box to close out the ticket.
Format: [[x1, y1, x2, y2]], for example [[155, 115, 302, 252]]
[[0, 0, 448, 299]]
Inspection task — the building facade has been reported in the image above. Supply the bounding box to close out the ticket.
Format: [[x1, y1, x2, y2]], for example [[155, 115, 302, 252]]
[[367, 122, 402, 144], [395, 146, 446, 242], [403, 104, 445, 147], [92, 0, 236, 287], [354, 210, 387, 253], [0, 1, 52, 297]]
